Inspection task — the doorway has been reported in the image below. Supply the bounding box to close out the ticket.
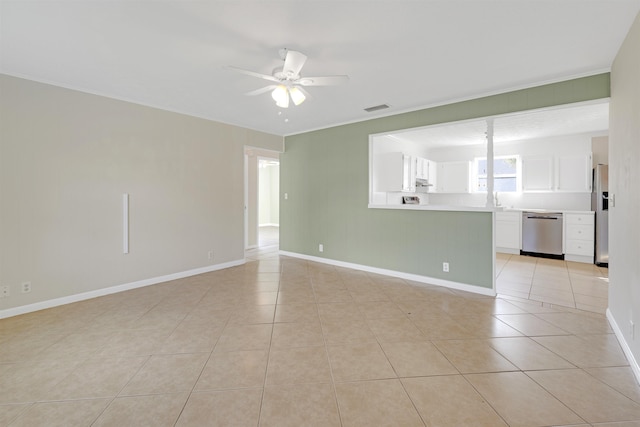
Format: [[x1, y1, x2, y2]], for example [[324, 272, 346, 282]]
[[257, 157, 279, 248], [244, 147, 280, 251]]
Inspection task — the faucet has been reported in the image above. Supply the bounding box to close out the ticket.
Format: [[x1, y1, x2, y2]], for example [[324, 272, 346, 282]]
[[494, 192, 500, 207]]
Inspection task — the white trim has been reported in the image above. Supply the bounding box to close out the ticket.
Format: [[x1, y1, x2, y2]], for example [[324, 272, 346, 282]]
[[259, 223, 280, 227], [279, 250, 496, 297], [564, 254, 594, 264], [496, 248, 520, 255], [607, 308, 640, 385], [0, 259, 245, 319], [2, 70, 609, 139]]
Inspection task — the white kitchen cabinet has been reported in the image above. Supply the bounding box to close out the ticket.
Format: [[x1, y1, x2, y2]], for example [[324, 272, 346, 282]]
[[427, 159, 437, 192], [556, 154, 592, 192], [522, 156, 554, 191], [415, 157, 428, 180], [415, 157, 437, 192], [495, 211, 521, 254], [523, 153, 592, 193], [564, 212, 595, 263], [436, 161, 470, 193], [373, 152, 415, 192]]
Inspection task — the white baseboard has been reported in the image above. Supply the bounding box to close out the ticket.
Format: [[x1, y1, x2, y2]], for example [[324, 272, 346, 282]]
[[259, 224, 280, 228], [607, 308, 640, 385], [0, 259, 245, 320], [565, 254, 594, 264], [496, 248, 520, 255], [279, 250, 496, 297]]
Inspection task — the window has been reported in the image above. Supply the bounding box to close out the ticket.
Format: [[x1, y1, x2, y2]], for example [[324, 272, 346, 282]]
[[475, 155, 520, 192]]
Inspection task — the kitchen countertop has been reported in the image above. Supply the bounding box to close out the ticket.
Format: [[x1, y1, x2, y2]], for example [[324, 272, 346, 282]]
[[502, 208, 594, 214], [369, 204, 594, 214], [368, 204, 499, 212]]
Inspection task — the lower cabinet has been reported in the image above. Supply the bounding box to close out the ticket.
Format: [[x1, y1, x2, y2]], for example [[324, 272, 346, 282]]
[[495, 210, 594, 264], [495, 211, 521, 254], [564, 213, 595, 263]]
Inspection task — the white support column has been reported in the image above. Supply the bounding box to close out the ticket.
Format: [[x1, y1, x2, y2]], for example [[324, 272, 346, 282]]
[[486, 118, 495, 208]]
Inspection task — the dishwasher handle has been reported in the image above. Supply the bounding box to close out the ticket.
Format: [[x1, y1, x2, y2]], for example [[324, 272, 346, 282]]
[[525, 215, 560, 220]]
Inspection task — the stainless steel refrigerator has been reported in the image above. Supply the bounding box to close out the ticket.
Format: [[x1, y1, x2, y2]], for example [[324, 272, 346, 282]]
[[591, 164, 609, 266]]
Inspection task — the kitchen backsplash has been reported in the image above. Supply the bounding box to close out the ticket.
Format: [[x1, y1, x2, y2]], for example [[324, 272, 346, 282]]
[[426, 191, 592, 211]]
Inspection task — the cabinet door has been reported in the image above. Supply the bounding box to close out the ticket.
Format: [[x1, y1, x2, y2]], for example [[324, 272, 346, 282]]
[[437, 161, 470, 193], [495, 212, 521, 252], [402, 154, 414, 192], [415, 157, 427, 180], [557, 154, 592, 192], [496, 220, 520, 249], [522, 156, 554, 191], [427, 159, 437, 192], [374, 152, 403, 191], [373, 152, 414, 192]]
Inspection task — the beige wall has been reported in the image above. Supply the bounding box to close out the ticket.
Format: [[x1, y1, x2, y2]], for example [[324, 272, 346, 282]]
[[0, 75, 283, 315], [609, 12, 640, 375]]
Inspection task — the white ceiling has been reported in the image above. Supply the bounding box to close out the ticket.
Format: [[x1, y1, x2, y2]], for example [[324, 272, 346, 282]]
[[388, 101, 610, 148], [1, 1, 638, 136]]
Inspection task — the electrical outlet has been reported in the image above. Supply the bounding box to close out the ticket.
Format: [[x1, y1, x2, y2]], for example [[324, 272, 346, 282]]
[[442, 262, 449, 273], [1, 285, 9, 298], [319, 244, 324, 253], [284, 193, 288, 200], [208, 250, 214, 261], [21, 282, 31, 293]]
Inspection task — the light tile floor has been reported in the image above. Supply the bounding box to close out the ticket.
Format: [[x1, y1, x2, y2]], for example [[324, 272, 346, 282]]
[[1, 241, 637, 426], [258, 226, 279, 249], [496, 253, 610, 314]]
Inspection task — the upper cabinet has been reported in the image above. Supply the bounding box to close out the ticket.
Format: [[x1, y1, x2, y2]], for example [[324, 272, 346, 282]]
[[522, 153, 592, 193], [436, 161, 470, 193], [373, 152, 415, 192], [427, 159, 437, 191], [415, 157, 437, 192], [415, 157, 428, 180], [556, 153, 592, 192], [522, 156, 554, 191]]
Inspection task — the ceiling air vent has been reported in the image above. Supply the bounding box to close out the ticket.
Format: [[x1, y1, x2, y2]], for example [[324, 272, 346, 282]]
[[364, 104, 390, 113]]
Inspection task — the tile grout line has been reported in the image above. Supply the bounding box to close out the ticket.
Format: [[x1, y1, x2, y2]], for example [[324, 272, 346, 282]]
[[170, 283, 233, 427]]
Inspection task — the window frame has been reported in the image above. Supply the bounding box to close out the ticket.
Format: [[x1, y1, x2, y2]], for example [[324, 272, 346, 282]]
[[473, 154, 521, 193]]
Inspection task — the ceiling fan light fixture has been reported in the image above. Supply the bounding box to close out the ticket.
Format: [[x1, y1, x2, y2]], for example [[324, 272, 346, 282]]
[[272, 85, 289, 108], [276, 96, 289, 108], [289, 86, 306, 106], [228, 49, 349, 110]]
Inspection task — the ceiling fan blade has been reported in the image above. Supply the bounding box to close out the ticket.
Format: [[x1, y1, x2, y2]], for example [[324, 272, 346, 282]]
[[282, 50, 307, 78], [225, 66, 279, 83], [296, 86, 311, 99], [298, 75, 349, 86], [245, 85, 277, 96]]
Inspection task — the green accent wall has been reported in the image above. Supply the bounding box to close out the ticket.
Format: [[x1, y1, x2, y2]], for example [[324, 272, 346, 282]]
[[280, 73, 610, 289]]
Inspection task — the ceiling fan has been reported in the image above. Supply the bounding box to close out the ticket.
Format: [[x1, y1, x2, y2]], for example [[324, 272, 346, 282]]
[[226, 48, 349, 108]]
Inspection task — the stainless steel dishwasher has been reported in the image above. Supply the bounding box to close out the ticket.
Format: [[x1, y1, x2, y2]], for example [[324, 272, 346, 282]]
[[521, 211, 564, 257]]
